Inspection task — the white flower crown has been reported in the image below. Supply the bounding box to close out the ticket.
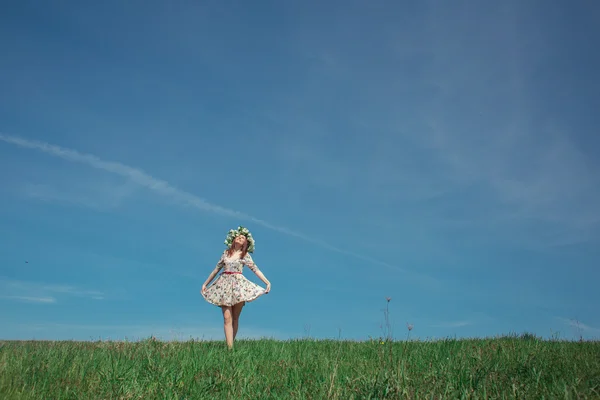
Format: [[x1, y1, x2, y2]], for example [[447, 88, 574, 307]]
[[224, 226, 255, 253]]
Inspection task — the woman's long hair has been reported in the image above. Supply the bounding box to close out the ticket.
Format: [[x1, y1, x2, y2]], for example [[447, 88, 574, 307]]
[[227, 237, 248, 259]]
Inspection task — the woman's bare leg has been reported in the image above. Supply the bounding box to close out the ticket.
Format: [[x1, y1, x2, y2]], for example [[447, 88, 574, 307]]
[[232, 301, 245, 341], [221, 306, 233, 349]]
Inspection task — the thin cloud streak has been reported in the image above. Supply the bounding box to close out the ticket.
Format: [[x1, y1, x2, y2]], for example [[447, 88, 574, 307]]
[[0, 133, 430, 279], [43, 284, 104, 299], [429, 320, 472, 328], [556, 317, 600, 335], [0, 277, 104, 302], [0, 295, 56, 304]]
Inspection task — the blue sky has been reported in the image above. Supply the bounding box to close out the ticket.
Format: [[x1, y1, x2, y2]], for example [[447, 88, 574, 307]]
[[1, 0, 599, 342]]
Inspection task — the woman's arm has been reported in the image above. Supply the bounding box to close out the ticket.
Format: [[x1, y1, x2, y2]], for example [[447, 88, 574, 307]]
[[244, 255, 271, 292], [202, 266, 221, 288], [252, 267, 270, 287], [201, 252, 225, 293]]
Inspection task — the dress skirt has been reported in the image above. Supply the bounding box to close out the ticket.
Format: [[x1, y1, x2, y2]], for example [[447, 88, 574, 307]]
[[202, 273, 266, 307]]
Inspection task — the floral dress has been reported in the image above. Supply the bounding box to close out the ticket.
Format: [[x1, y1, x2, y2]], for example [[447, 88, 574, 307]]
[[201, 250, 266, 307]]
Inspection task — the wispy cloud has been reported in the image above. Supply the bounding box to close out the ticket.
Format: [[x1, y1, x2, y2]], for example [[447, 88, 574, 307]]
[[0, 277, 104, 303], [40, 283, 104, 300], [556, 317, 600, 336], [0, 133, 438, 283], [0, 295, 56, 304], [423, 312, 495, 330], [424, 119, 600, 236], [265, 85, 599, 251], [429, 320, 473, 329], [411, 5, 600, 247]]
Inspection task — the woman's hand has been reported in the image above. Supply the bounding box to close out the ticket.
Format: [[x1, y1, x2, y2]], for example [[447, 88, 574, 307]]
[[265, 282, 271, 294], [201, 284, 207, 295]]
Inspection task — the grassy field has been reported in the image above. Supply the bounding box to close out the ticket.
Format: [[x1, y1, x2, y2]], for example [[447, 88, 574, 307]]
[[1, 334, 599, 399]]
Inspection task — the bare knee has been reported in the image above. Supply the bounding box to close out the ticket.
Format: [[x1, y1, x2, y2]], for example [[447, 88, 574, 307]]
[[222, 307, 233, 325]]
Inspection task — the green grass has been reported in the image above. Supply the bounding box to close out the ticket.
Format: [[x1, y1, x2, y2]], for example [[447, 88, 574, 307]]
[[1, 334, 599, 399]]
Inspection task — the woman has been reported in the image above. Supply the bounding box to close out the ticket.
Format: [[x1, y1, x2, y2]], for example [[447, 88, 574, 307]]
[[201, 226, 271, 349]]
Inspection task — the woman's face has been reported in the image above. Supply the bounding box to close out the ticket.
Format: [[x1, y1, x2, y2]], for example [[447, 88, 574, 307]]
[[234, 235, 247, 246]]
